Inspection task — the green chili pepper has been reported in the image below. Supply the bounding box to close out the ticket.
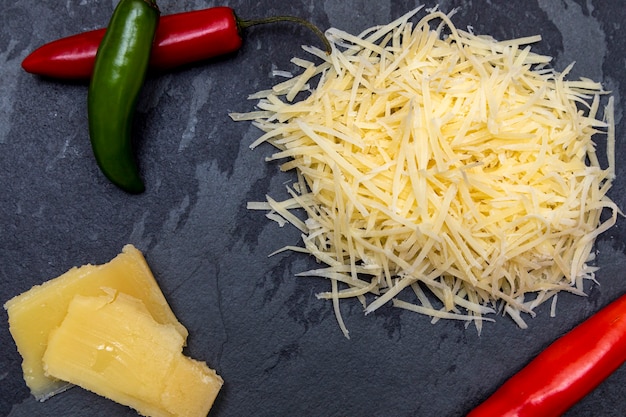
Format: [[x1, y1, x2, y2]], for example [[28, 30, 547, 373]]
[[88, 0, 160, 193]]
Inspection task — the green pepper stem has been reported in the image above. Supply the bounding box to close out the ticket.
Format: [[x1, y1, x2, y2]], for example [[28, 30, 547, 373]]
[[238, 15, 331, 55], [142, 0, 160, 12]]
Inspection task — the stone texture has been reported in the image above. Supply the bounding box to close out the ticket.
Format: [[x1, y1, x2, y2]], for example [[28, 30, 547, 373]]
[[1, 1, 625, 416]]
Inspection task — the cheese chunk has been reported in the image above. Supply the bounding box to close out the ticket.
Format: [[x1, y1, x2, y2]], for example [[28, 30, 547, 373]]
[[42, 291, 223, 417], [4, 245, 187, 400]]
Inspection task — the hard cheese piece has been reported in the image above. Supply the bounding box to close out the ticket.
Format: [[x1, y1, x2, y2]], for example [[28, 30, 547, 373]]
[[43, 291, 223, 417], [4, 244, 188, 400]]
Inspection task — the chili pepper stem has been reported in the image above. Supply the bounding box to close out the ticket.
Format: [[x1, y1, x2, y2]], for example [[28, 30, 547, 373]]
[[142, 0, 159, 12], [237, 15, 331, 55]]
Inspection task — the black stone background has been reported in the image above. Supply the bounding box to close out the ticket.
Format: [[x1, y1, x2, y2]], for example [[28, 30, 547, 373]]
[[1, 0, 626, 416]]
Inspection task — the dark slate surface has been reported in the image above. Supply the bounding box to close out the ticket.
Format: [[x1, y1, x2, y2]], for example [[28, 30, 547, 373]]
[[2, 1, 626, 416]]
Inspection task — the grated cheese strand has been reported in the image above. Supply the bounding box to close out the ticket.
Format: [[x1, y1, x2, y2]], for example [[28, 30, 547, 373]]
[[231, 8, 619, 336]]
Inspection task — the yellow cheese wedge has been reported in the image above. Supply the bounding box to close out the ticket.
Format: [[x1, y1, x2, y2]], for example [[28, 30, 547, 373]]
[[4, 244, 188, 400], [42, 291, 223, 417]]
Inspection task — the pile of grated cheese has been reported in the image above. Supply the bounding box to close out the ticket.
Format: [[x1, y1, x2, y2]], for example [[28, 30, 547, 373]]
[[230, 7, 619, 338]]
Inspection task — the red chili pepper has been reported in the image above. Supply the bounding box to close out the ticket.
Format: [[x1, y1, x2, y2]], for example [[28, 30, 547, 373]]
[[21, 6, 330, 80], [467, 293, 626, 417]]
